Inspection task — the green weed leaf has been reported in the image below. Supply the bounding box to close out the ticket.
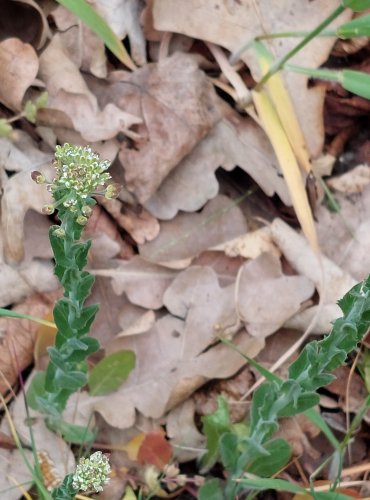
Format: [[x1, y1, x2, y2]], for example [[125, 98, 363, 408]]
[[200, 396, 231, 472], [340, 69, 370, 100], [51, 420, 96, 444], [198, 479, 225, 500], [247, 438, 291, 477], [342, 0, 370, 11], [337, 14, 370, 37], [88, 350, 136, 396]]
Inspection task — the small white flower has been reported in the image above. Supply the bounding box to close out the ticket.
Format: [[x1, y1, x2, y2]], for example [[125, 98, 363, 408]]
[[72, 451, 111, 493]]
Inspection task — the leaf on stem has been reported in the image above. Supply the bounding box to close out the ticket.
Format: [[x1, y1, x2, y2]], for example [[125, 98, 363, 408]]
[[88, 350, 136, 396]]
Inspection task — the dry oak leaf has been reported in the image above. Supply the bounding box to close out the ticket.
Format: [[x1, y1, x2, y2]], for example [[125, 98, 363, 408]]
[[92, 0, 147, 66], [152, 0, 350, 157], [117, 52, 223, 202], [0, 133, 52, 173], [316, 185, 370, 281], [38, 35, 141, 142], [0, 38, 39, 111], [237, 253, 315, 338], [52, 5, 107, 78], [0, 291, 57, 395], [92, 314, 263, 429], [92, 256, 178, 310], [144, 112, 290, 219], [139, 195, 248, 263]]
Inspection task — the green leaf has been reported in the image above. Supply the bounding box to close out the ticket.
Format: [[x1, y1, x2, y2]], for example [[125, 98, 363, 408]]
[[248, 439, 291, 477], [340, 69, 370, 100], [0, 118, 12, 137], [53, 300, 73, 338], [52, 474, 78, 499], [55, 370, 87, 391], [56, 0, 136, 69], [27, 371, 47, 411], [50, 419, 96, 444], [219, 433, 239, 473], [88, 350, 135, 396], [35, 91, 48, 109], [337, 14, 370, 37], [342, 0, 370, 11], [200, 396, 231, 471], [198, 479, 225, 500], [23, 100, 37, 123], [72, 304, 99, 334], [237, 477, 306, 494]]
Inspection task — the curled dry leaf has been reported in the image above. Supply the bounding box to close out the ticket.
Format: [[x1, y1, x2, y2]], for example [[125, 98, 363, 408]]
[[144, 112, 290, 219], [38, 35, 142, 142], [117, 52, 223, 202], [237, 253, 315, 338], [0, 291, 58, 395], [152, 0, 351, 156], [1, 0, 49, 49], [0, 38, 39, 111], [327, 164, 370, 194], [92, 256, 178, 309], [139, 195, 248, 263]]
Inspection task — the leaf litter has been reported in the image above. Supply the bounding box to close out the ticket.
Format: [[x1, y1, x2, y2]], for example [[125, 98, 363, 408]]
[[0, 0, 370, 498]]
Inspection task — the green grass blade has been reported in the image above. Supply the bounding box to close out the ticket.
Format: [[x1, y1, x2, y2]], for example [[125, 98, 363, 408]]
[[0, 307, 55, 328], [56, 0, 136, 70]]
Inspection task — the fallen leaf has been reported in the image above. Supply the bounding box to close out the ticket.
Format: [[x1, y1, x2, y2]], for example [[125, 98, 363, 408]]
[[0, 292, 58, 395], [99, 197, 160, 245], [117, 310, 156, 337], [212, 226, 281, 260], [237, 253, 315, 338], [0, 133, 52, 173], [327, 164, 370, 194], [38, 34, 142, 142], [137, 431, 172, 469], [0, 38, 39, 111], [139, 195, 248, 263], [275, 414, 320, 458], [92, 256, 178, 309], [0, 0, 49, 49], [144, 112, 290, 219], [92, 0, 147, 66], [152, 0, 351, 157], [116, 52, 223, 202], [52, 5, 107, 78]]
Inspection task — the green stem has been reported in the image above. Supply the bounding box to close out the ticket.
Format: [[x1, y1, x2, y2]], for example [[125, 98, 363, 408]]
[[253, 4, 345, 90], [256, 29, 336, 41], [285, 63, 341, 82]]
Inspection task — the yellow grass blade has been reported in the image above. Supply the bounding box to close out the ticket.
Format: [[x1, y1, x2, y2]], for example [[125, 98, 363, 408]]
[[252, 88, 319, 253], [253, 41, 312, 174]]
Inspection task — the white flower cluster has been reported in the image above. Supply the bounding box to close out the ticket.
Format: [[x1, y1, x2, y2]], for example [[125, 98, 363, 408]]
[[72, 451, 111, 493], [53, 143, 111, 206]]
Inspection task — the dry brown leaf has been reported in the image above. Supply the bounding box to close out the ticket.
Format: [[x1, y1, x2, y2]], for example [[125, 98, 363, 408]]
[[1, 169, 53, 263], [0, 38, 39, 111], [99, 197, 160, 245], [0, 133, 52, 173], [152, 0, 350, 157], [144, 112, 290, 219], [166, 399, 205, 462], [316, 186, 370, 282], [117, 310, 156, 337], [38, 35, 142, 142], [1, 0, 49, 49], [92, 0, 147, 66], [212, 226, 281, 260], [237, 253, 315, 338], [92, 315, 263, 428], [52, 5, 107, 78], [92, 256, 178, 309], [139, 195, 248, 263], [275, 414, 320, 458], [327, 165, 370, 194], [0, 292, 58, 395], [116, 52, 223, 202]]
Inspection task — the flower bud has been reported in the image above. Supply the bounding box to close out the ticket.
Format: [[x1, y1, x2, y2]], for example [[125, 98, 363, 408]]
[[81, 205, 93, 217], [104, 183, 122, 199], [76, 215, 88, 226], [31, 171, 46, 184], [42, 204, 55, 215], [53, 228, 65, 238]]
